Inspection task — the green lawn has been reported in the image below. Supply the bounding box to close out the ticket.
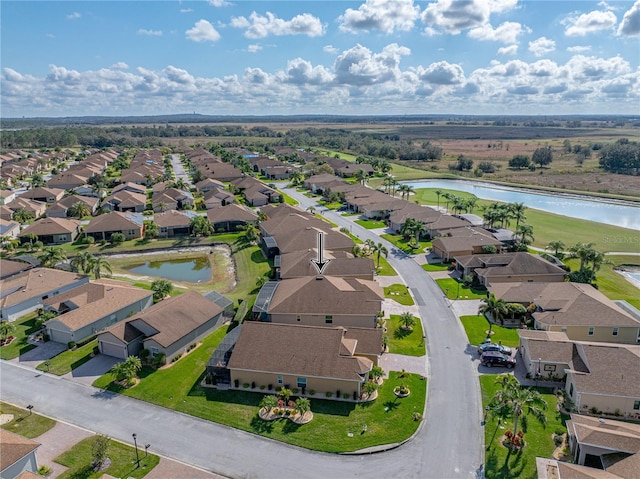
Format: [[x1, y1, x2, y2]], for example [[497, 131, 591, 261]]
[[36, 340, 97, 376], [481, 375, 568, 479], [436, 278, 488, 300], [374, 255, 397, 276], [225, 240, 272, 306], [0, 313, 38, 360], [421, 262, 450, 272], [1, 402, 56, 438], [279, 191, 299, 206], [459, 315, 520, 348], [55, 436, 159, 479], [380, 233, 432, 254], [386, 315, 426, 357], [355, 219, 387, 229], [93, 327, 425, 452], [384, 284, 415, 306], [318, 200, 343, 210]]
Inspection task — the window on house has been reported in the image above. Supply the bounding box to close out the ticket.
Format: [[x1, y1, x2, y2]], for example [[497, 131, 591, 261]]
[[277, 375, 283, 384], [634, 401, 640, 410], [588, 327, 595, 336], [325, 315, 333, 324], [612, 327, 619, 336], [151, 347, 159, 356], [297, 378, 306, 388], [569, 383, 574, 397]]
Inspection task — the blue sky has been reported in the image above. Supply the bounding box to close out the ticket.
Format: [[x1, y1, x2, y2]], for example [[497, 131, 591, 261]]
[[2, 0, 639, 117]]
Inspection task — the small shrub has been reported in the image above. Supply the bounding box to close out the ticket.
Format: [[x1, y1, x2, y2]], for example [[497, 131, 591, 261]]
[[308, 389, 315, 395], [171, 353, 182, 362], [243, 383, 250, 388], [412, 412, 423, 421], [505, 430, 514, 439], [614, 408, 621, 417], [343, 393, 349, 399], [292, 388, 299, 394], [589, 407, 601, 415], [260, 385, 266, 390], [38, 465, 52, 477], [140, 349, 150, 359], [325, 392, 333, 398], [67, 341, 76, 350]]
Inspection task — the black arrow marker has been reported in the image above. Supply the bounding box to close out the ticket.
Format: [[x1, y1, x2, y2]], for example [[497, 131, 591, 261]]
[[311, 231, 331, 274]]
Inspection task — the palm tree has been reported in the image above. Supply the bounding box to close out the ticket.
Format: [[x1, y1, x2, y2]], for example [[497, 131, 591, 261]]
[[435, 190, 442, 210], [90, 256, 112, 279], [400, 218, 417, 241], [442, 192, 453, 212], [67, 202, 91, 219], [363, 380, 379, 398], [399, 312, 416, 330], [389, 178, 399, 197], [0, 321, 16, 343], [382, 176, 394, 195], [71, 251, 94, 274], [410, 220, 427, 247], [37, 247, 67, 268], [151, 279, 173, 302], [12, 208, 34, 224], [279, 387, 292, 403], [306, 206, 316, 215], [466, 197, 477, 214], [190, 215, 214, 236], [568, 242, 596, 274], [546, 240, 565, 257], [478, 293, 508, 330], [489, 375, 547, 439], [242, 223, 259, 243], [355, 169, 367, 186], [516, 224, 535, 246], [259, 395, 279, 413], [396, 369, 411, 395], [369, 365, 384, 382], [110, 356, 142, 385], [509, 202, 527, 232], [372, 242, 388, 269], [294, 397, 311, 417]]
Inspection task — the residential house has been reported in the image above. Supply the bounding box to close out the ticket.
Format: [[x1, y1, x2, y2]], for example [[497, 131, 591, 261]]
[[0, 430, 40, 479], [111, 182, 147, 196], [253, 275, 383, 329], [388, 202, 442, 233], [518, 330, 640, 418], [151, 188, 194, 212], [0, 267, 89, 321], [431, 228, 502, 261], [493, 282, 640, 344], [73, 184, 104, 198], [18, 217, 82, 245], [231, 176, 281, 206], [336, 163, 374, 178], [222, 322, 379, 399], [0, 190, 17, 205], [249, 156, 292, 180], [203, 189, 235, 209], [195, 178, 225, 194], [102, 190, 147, 213], [83, 211, 144, 241], [45, 195, 99, 218], [0, 206, 15, 221], [277, 249, 375, 280], [425, 215, 472, 237], [0, 219, 20, 240], [97, 291, 226, 362], [0, 259, 34, 280], [202, 162, 243, 182], [46, 171, 92, 190], [43, 279, 154, 344], [5, 198, 47, 219], [454, 252, 567, 286], [565, 414, 640, 473], [153, 210, 196, 237], [206, 204, 258, 232], [20, 187, 65, 204], [536, 457, 635, 479], [304, 174, 347, 193]]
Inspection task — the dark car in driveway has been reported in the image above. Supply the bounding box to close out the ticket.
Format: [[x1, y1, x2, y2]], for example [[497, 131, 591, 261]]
[[477, 342, 512, 356], [480, 351, 516, 369]]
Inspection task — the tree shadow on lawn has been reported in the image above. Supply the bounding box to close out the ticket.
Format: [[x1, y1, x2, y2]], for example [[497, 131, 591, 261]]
[[393, 327, 413, 340], [250, 414, 275, 434], [383, 399, 401, 413], [282, 420, 302, 435], [306, 399, 355, 417]]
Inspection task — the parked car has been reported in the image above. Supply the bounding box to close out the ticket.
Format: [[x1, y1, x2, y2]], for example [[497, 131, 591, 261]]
[[480, 351, 516, 369], [477, 342, 512, 356]]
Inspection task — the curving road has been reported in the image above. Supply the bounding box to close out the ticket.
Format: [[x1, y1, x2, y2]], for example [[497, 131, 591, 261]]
[[0, 188, 484, 479]]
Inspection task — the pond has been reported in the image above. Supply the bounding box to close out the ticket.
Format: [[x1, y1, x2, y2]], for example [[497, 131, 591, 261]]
[[126, 256, 212, 283], [403, 179, 640, 230]]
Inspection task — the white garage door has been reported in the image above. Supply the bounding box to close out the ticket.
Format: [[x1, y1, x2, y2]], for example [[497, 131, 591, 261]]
[[99, 341, 127, 360]]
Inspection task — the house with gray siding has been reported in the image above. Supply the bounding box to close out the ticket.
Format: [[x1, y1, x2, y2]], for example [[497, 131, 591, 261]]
[[0, 430, 40, 479]]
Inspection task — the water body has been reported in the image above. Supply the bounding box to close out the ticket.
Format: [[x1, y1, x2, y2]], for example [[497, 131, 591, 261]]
[[126, 256, 212, 283], [404, 179, 640, 231]]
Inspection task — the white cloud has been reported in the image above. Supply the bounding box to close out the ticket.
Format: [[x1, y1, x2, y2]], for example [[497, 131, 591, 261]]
[[247, 44, 262, 53], [209, 0, 232, 7], [416, 61, 465, 85], [137, 29, 163, 36], [230, 12, 325, 39], [338, 0, 420, 34], [284, 58, 333, 85], [617, 0, 640, 36], [323, 45, 340, 54], [186, 20, 221, 43], [334, 43, 410, 86], [180, 8, 193, 13], [66, 12, 81, 20], [46, 33, 55, 38], [497, 45, 518, 55], [421, 0, 518, 34], [567, 45, 592, 52], [564, 10, 617, 36], [565, 54, 631, 80], [111, 62, 129, 70], [468, 21, 527, 44], [528, 37, 556, 57]]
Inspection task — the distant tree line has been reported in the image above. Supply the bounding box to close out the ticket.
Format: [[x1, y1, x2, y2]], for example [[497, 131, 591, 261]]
[[598, 139, 640, 175]]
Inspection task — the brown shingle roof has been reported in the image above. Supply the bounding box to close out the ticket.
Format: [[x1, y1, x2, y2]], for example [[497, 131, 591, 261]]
[[0, 430, 39, 470], [206, 204, 258, 223], [153, 210, 193, 228], [84, 211, 142, 233], [228, 322, 373, 381], [0, 267, 87, 309], [18, 217, 80, 237], [278, 249, 374, 279]]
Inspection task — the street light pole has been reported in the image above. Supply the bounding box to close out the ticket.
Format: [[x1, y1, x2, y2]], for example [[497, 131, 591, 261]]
[[132, 433, 140, 468]]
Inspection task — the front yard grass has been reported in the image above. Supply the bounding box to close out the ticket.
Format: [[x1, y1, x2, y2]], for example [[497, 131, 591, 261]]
[[93, 326, 426, 453], [384, 284, 415, 306], [0, 313, 38, 360], [436, 278, 488, 300], [55, 436, 159, 479], [387, 315, 426, 357], [459, 315, 520, 349], [1, 401, 56, 438], [36, 340, 98, 376], [481, 375, 568, 479], [355, 219, 387, 229], [421, 262, 450, 272], [375, 256, 397, 276], [380, 233, 432, 254], [279, 191, 299, 206]]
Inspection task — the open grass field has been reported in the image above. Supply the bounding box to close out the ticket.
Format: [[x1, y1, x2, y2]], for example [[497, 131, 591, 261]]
[[386, 314, 426, 357], [384, 284, 415, 306], [55, 436, 159, 479], [0, 313, 38, 360], [1, 402, 57, 438], [459, 315, 520, 349], [36, 340, 97, 376], [481, 375, 568, 479], [93, 326, 425, 453]]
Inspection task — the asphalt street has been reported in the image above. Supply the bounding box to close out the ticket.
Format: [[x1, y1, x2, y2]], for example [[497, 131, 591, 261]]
[[0, 187, 484, 479]]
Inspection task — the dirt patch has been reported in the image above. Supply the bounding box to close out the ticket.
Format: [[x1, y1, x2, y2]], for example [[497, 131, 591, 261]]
[[0, 414, 14, 425]]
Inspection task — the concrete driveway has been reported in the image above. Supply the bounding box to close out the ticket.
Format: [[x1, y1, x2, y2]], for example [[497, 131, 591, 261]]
[[11, 341, 67, 369], [63, 354, 119, 386], [380, 353, 428, 378]]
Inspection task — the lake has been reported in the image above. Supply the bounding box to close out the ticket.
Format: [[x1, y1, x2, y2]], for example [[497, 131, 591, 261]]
[[404, 179, 640, 231], [126, 256, 212, 283]]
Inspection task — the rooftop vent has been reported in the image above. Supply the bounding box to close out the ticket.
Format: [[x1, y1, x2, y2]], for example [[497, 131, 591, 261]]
[[316, 276, 324, 280]]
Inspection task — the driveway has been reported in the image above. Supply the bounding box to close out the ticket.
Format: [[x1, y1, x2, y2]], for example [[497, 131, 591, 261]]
[[63, 354, 119, 386], [34, 421, 93, 478], [11, 341, 67, 369], [380, 353, 428, 378]]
